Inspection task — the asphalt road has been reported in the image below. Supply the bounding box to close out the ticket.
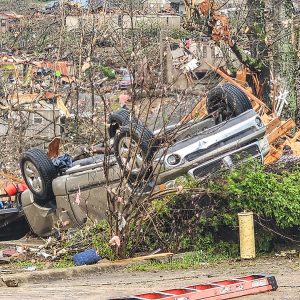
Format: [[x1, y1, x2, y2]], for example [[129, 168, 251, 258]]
[[1, 257, 299, 299]]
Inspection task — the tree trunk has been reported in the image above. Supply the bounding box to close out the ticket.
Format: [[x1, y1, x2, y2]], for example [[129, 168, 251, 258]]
[[245, 0, 271, 106]]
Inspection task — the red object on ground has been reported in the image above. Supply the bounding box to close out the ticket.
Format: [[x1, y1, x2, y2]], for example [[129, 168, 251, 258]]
[[4, 184, 18, 197], [16, 183, 28, 192], [4, 183, 28, 196], [3, 248, 17, 257], [109, 274, 278, 300]]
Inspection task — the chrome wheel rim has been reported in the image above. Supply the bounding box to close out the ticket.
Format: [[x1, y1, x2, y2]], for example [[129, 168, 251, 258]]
[[24, 161, 43, 193], [118, 137, 144, 174]]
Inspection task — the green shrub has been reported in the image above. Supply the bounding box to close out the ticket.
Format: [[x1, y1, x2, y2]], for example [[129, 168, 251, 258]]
[[99, 65, 116, 79], [138, 160, 300, 256], [210, 160, 300, 228]]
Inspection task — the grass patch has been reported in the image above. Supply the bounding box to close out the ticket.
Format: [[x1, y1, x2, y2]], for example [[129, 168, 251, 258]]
[[128, 251, 233, 271], [12, 260, 47, 271], [53, 258, 74, 269], [12, 257, 74, 271]]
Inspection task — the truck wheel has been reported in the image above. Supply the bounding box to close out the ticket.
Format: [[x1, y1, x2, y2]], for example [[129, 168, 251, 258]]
[[114, 124, 156, 182], [20, 149, 57, 202], [108, 108, 138, 138], [207, 83, 252, 123]]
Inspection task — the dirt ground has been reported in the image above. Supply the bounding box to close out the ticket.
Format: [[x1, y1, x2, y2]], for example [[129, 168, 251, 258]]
[[0, 257, 299, 299]]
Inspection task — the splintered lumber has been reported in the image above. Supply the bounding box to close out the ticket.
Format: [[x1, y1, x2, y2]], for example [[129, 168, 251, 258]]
[[267, 119, 296, 144], [264, 146, 282, 165], [111, 253, 174, 265], [280, 134, 300, 156], [264, 116, 281, 134]]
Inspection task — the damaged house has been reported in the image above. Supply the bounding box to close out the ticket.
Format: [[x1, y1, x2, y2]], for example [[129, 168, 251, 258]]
[[165, 37, 238, 89], [0, 55, 73, 147]]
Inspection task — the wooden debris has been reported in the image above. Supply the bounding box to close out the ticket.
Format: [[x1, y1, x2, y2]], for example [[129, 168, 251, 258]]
[[111, 252, 174, 265], [47, 137, 61, 158], [267, 119, 296, 144], [264, 146, 282, 165]]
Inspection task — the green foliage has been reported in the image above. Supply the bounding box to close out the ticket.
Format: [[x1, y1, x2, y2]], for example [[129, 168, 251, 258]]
[[141, 177, 239, 257], [255, 231, 274, 254], [58, 220, 116, 262], [53, 257, 74, 269], [13, 260, 47, 270], [176, 175, 199, 189], [92, 221, 116, 260], [138, 160, 300, 257], [211, 160, 300, 228], [136, 21, 161, 38], [170, 28, 190, 40], [99, 65, 116, 79]]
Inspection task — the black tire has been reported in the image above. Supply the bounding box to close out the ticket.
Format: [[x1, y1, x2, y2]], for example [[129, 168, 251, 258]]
[[20, 149, 57, 203], [114, 124, 156, 182], [223, 83, 252, 111], [207, 83, 252, 123], [108, 108, 138, 138], [33, 194, 56, 207]]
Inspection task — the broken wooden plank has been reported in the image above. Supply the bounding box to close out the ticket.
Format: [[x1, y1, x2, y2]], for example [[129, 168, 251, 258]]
[[267, 119, 296, 144], [264, 146, 282, 165], [265, 117, 281, 134], [47, 137, 61, 158], [111, 253, 174, 265]]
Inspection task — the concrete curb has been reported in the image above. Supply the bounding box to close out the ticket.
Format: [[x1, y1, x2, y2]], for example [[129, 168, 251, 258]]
[[1, 262, 124, 287], [1, 253, 173, 287]]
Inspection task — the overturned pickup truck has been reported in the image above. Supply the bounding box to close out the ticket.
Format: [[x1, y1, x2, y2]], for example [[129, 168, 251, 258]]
[[19, 84, 269, 237]]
